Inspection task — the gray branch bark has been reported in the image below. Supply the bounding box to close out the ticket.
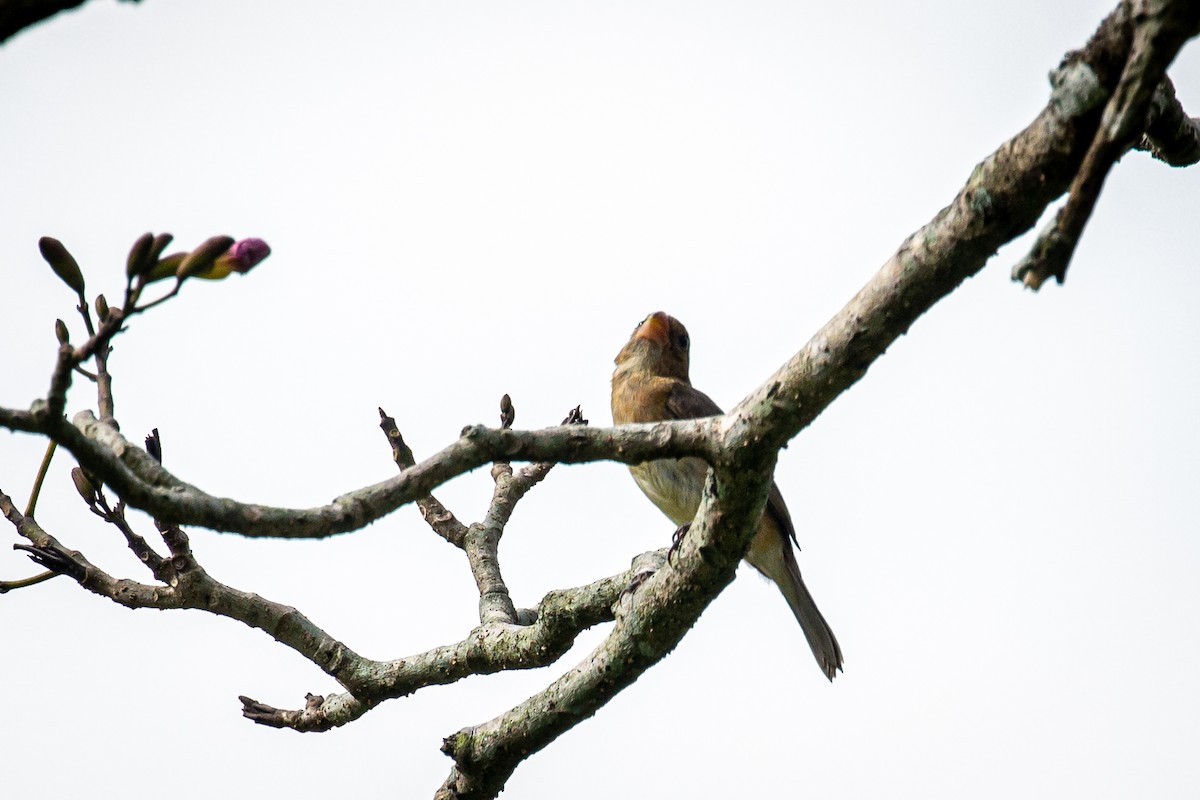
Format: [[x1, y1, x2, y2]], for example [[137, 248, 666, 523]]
[[2, 1, 1198, 799]]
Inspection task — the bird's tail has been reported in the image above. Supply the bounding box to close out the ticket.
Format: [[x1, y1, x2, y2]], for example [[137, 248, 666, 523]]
[[747, 530, 843, 681]]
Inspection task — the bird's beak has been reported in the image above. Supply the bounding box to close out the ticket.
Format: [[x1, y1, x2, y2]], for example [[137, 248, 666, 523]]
[[634, 311, 671, 345]]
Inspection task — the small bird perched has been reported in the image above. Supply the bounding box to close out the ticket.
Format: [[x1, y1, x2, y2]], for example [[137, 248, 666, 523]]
[[611, 311, 843, 680]]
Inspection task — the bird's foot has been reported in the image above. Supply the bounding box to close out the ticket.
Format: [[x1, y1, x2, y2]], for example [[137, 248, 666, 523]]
[[667, 523, 690, 566], [622, 570, 652, 599]]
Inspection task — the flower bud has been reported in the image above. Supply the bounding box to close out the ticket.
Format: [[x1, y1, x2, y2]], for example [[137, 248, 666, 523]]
[[70, 467, 98, 506], [143, 252, 186, 283], [125, 232, 156, 279], [500, 394, 515, 429], [95, 294, 109, 321], [148, 233, 174, 263], [176, 235, 236, 281], [55, 319, 70, 344], [202, 237, 272, 280], [38, 237, 85, 295]]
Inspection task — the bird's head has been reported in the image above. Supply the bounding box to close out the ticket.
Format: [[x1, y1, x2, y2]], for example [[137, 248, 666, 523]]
[[614, 311, 691, 382]]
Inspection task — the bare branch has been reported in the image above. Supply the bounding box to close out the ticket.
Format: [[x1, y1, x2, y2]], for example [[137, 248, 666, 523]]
[[1013, 0, 1200, 288], [2, 3, 1197, 796], [3, 493, 182, 608], [7, 7, 1193, 545], [23, 439, 56, 517], [1134, 76, 1200, 165], [715, 0, 1200, 464], [92, 490, 168, 578], [239, 554, 657, 733], [1, 489, 374, 691], [438, 470, 764, 799], [379, 407, 469, 546], [0, 568, 59, 593], [466, 401, 590, 625], [381, 400, 591, 627], [0, 403, 716, 539]]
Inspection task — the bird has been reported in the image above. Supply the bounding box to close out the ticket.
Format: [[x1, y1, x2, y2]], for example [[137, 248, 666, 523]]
[[611, 311, 843, 680]]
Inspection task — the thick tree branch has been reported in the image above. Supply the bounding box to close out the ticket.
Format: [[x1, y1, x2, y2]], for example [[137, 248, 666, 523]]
[[430, 3, 1200, 792], [1013, 0, 1200, 288], [0, 405, 718, 538], [3, 3, 1198, 798], [4, 478, 661, 737], [722, 0, 1200, 463], [7, 7, 1195, 544], [239, 552, 663, 733], [437, 464, 771, 799]]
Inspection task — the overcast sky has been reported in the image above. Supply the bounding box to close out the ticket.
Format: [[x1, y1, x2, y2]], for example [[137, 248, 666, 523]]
[[2, 1, 1198, 798]]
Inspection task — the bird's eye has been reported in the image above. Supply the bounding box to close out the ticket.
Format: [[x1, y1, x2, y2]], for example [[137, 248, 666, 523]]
[[678, 334, 689, 349]]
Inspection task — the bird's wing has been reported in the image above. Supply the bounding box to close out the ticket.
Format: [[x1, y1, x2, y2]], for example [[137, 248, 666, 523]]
[[765, 482, 799, 547], [664, 381, 724, 420], [666, 381, 800, 547]]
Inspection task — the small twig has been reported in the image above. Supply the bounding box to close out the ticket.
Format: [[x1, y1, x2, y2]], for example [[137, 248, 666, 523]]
[[24, 439, 57, 517], [144, 428, 162, 463], [239, 693, 340, 731], [1133, 77, 1200, 165], [466, 400, 589, 625], [76, 296, 96, 338], [36, 241, 191, 423], [144, 428, 191, 557], [79, 293, 118, 423], [0, 569, 60, 593], [0, 488, 370, 694], [378, 407, 469, 546], [93, 490, 168, 577], [44, 343, 75, 420], [13, 542, 87, 581], [132, 283, 181, 313], [94, 336, 115, 424]]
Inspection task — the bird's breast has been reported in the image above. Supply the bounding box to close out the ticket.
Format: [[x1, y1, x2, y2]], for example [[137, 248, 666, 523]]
[[629, 457, 710, 527]]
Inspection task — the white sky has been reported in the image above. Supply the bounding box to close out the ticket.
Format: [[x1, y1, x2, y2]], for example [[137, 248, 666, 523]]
[[2, 1, 1198, 798]]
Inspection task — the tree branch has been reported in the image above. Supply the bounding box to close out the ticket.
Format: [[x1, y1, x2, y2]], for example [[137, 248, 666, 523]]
[[437, 463, 770, 799], [3, 3, 1198, 798], [429, 3, 1200, 792], [9, 3, 1196, 542], [722, 0, 1200, 461], [3, 483, 663, 736], [1133, 75, 1200, 165], [1012, 0, 1200, 288], [1, 489, 375, 687], [465, 403, 588, 625], [0, 404, 718, 538], [238, 552, 662, 733], [379, 408, 470, 547]]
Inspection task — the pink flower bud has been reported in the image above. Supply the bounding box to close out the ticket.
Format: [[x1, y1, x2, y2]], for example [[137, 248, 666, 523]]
[[226, 238, 271, 273]]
